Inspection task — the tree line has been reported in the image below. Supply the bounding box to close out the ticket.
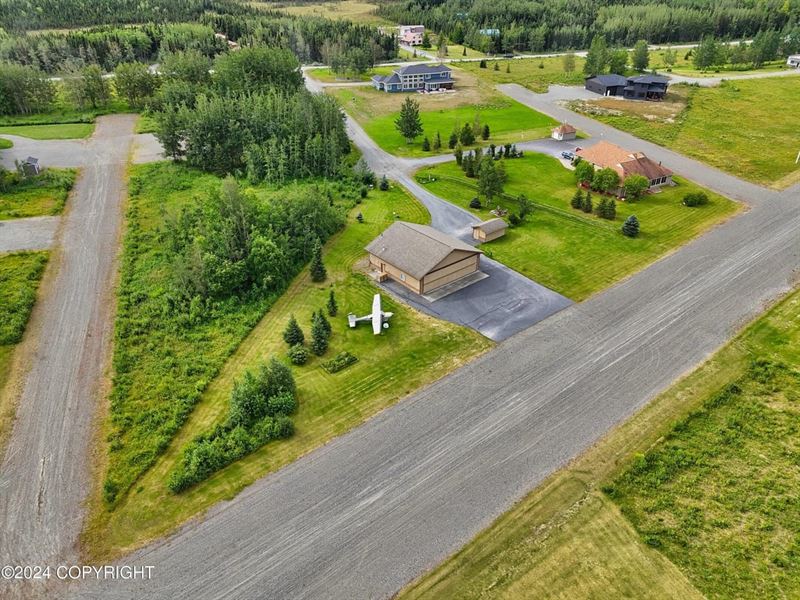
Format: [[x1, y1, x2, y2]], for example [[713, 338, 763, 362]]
[[379, 0, 799, 53]]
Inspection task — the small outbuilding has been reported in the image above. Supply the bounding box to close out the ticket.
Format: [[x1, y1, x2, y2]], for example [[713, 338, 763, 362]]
[[366, 221, 482, 295], [787, 55, 800, 68], [472, 218, 507, 242], [551, 123, 577, 141], [20, 156, 40, 176]]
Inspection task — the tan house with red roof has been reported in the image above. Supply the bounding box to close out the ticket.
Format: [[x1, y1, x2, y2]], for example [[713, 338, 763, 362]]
[[551, 123, 577, 141], [576, 141, 673, 192]]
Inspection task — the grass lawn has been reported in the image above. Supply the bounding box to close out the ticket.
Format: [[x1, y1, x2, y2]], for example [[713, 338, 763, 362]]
[[0, 137, 12, 149], [0, 251, 49, 448], [416, 153, 739, 300], [0, 122, 94, 139], [83, 170, 491, 560], [0, 168, 77, 220], [570, 78, 800, 189], [401, 277, 800, 600], [306, 64, 396, 83], [458, 55, 587, 93], [443, 45, 486, 59], [271, 0, 393, 25], [329, 68, 556, 157], [649, 48, 788, 77], [134, 114, 158, 134]]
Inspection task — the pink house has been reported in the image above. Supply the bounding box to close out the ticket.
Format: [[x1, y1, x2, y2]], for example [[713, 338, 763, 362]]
[[399, 25, 425, 46]]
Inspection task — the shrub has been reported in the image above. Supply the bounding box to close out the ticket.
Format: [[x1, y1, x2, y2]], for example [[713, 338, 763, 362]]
[[508, 213, 521, 226], [683, 192, 709, 207], [574, 160, 594, 186], [469, 197, 482, 209], [320, 351, 358, 374], [287, 344, 309, 365], [360, 186, 367, 198], [623, 174, 649, 201], [622, 214, 640, 237], [421, 136, 431, 151], [379, 175, 389, 191]]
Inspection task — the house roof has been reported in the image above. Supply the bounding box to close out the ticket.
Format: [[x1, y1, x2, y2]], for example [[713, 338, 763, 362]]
[[472, 218, 507, 234], [629, 74, 669, 85], [397, 63, 452, 76], [372, 72, 401, 85], [576, 141, 672, 181], [587, 74, 628, 87], [366, 221, 480, 279], [553, 123, 576, 134]]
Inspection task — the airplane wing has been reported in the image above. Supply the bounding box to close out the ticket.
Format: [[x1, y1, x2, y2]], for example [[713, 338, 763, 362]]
[[372, 294, 382, 335]]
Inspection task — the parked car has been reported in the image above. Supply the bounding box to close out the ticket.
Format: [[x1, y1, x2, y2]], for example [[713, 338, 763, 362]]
[[561, 151, 575, 160]]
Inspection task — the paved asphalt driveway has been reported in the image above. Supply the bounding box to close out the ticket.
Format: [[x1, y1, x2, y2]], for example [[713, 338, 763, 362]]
[[383, 256, 572, 341]]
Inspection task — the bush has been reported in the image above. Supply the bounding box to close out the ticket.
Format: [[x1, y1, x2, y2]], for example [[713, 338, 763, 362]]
[[287, 344, 309, 365], [379, 175, 389, 191], [683, 192, 709, 207], [508, 213, 521, 226], [622, 214, 640, 237], [469, 197, 482, 209], [320, 351, 358, 374], [570, 189, 584, 210]]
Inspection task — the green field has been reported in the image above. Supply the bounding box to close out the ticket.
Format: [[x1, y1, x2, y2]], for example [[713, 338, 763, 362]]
[[0, 168, 77, 220], [457, 55, 587, 92], [416, 154, 739, 300], [271, 0, 393, 25], [84, 166, 490, 559], [0, 122, 94, 139], [401, 281, 800, 600], [572, 78, 800, 189], [0, 138, 11, 149], [306, 64, 396, 83], [329, 78, 556, 157], [0, 251, 48, 449], [649, 48, 788, 77]]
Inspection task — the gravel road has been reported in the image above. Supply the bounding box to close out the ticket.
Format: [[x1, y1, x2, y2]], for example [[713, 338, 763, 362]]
[[0, 115, 136, 599], [0, 217, 60, 252]]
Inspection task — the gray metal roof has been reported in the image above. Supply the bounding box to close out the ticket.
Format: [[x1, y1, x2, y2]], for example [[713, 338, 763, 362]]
[[587, 74, 628, 87], [397, 63, 452, 76], [365, 221, 480, 279], [373, 73, 401, 84], [629, 74, 669, 85], [473, 218, 507, 234]]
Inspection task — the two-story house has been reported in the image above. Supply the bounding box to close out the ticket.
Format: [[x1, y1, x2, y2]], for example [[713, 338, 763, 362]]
[[399, 25, 425, 46], [372, 64, 454, 93]]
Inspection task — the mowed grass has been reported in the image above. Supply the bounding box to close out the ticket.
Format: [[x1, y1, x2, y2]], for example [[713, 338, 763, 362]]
[[305, 64, 396, 83], [401, 276, 800, 600], [0, 168, 77, 220], [0, 122, 94, 139], [458, 55, 587, 92], [271, 0, 393, 25], [0, 251, 48, 447], [0, 138, 11, 149], [329, 69, 556, 157], [649, 48, 788, 77], [417, 153, 739, 300], [84, 179, 491, 559], [576, 78, 800, 188]]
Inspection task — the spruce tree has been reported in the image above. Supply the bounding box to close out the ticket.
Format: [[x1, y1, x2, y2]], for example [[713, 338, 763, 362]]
[[493, 61, 499, 71], [327, 289, 338, 317], [448, 130, 458, 149], [581, 192, 593, 214], [460, 122, 475, 146], [309, 239, 327, 282], [421, 136, 431, 151], [454, 143, 463, 165], [482, 124, 490, 140], [506, 62, 511, 73], [310, 312, 330, 356], [595, 197, 608, 217], [570, 189, 584, 209], [395, 96, 423, 143], [462, 47, 467, 56], [605, 198, 617, 220], [622, 214, 640, 237], [283, 315, 305, 346], [433, 131, 441, 151], [379, 175, 389, 191]]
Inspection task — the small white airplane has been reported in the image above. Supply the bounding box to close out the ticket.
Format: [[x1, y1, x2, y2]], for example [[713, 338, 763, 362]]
[[347, 293, 394, 335]]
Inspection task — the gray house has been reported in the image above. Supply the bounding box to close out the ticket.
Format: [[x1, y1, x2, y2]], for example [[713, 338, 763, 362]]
[[372, 64, 454, 93], [585, 74, 669, 100]]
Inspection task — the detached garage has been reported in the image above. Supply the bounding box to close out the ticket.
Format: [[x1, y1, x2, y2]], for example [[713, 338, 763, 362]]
[[366, 222, 482, 295]]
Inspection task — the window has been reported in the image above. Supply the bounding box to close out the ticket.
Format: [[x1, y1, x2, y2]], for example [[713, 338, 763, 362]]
[[400, 273, 406, 281]]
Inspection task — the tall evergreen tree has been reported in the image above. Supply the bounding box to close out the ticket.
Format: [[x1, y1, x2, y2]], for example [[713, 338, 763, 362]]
[[581, 192, 593, 213], [327, 289, 338, 316], [433, 131, 441, 151], [395, 96, 423, 143], [283, 314, 305, 346], [310, 311, 330, 355], [584, 35, 609, 75], [570, 189, 584, 209], [421, 136, 431, 151], [309, 239, 327, 282], [632, 40, 650, 71]]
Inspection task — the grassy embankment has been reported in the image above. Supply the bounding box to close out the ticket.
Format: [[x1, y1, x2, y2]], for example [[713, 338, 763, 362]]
[[416, 153, 739, 300], [569, 77, 800, 189], [0, 168, 77, 220], [457, 55, 587, 92], [0, 122, 94, 139], [0, 251, 48, 447], [83, 162, 490, 559], [401, 284, 800, 600], [328, 66, 557, 157]]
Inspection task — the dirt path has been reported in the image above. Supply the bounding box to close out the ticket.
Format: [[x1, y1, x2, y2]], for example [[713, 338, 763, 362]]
[[0, 114, 136, 599]]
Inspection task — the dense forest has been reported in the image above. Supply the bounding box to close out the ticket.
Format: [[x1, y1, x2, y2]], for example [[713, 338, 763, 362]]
[[380, 0, 800, 52]]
